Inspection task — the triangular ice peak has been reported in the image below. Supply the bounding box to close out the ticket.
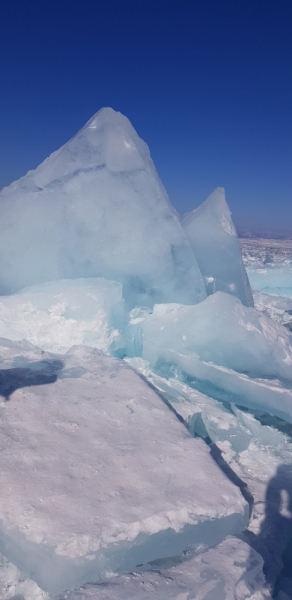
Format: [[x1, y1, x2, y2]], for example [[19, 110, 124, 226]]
[[183, 187, 236, 236], [182, 187, 253, 307], [17, 108, 153, 191], [0, 108, 206, 307]]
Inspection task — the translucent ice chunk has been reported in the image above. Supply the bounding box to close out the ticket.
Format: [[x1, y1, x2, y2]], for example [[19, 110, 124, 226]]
[[162, 349, 292, 424], [139, 292, 292, 381], [126, 357, 252, 454], [0, 108, 206, 308], [0, 339, 247, 594], [58, 537, 270, 600], [0, 278, 126, 355], [182, 188, 253, 306]]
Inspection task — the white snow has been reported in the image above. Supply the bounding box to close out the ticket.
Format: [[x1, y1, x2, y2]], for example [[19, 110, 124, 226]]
[[0, 278, 126, 355], [0, 551, 49, 600]]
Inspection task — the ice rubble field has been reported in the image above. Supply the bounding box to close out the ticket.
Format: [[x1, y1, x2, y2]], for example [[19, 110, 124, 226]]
[[0, 109, 292, 599]]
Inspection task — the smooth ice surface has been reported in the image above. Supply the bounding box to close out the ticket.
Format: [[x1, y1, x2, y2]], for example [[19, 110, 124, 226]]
[[247, 266, 292, 297], [182, 188, 253, 306], [0, 339, 247, 594], [0, 108, 206, 307], [0, 278, 126, 354], [59, 537, 270, 600], [137, 292, 292, 380]]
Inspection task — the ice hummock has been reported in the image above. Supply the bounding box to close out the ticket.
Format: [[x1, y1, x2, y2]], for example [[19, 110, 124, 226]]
[[0, 339, 247, 595], [182, 187, 253, 306], [0, 108, 206, 308], [0, 109, 291, 599]]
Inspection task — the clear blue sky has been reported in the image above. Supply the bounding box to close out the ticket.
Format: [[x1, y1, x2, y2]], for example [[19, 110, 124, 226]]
[[1, 0, 291, 236]]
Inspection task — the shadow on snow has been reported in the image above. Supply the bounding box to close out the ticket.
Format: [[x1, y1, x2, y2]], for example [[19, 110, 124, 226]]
[[0, 359, 64, 401]]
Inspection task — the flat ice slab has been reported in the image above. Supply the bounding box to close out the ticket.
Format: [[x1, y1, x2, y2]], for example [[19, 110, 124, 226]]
[[60, 537, 270, 600], [0, 339, 247, 594]]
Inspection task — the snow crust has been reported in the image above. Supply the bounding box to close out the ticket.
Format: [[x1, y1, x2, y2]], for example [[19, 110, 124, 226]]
[[0, 339, 247, 594], [182, 187, 253, 306], [0, 278, 126, 355]]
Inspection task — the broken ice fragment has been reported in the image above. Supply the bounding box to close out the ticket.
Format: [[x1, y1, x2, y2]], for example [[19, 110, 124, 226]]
[[182, 187, 253, 306]]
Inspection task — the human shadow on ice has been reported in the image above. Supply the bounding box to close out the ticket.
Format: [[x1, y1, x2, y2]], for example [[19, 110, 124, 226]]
[[0, 359, 64, 401], [245, 464, 292, 597], [210, 444, 254, 517]]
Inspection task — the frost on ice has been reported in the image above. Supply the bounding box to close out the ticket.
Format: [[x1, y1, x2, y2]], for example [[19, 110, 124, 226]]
[[182, 187, 253, 306], [0, 278, 126, 355], [0, 108, 292, 598]]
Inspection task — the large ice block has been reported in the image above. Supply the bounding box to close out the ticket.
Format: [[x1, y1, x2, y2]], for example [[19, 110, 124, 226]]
[[137, 292, 292, 381], [59, 537, 270, 599], [182, 187, 253, 306], [0, 339, 247, 595], [0, 108, 206, 308], [0, 278, 126, 355]]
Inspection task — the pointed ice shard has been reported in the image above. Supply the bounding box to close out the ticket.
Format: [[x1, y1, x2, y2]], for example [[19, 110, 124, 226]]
[[182, 187, 253, 306], [0, 108, 206, 307]]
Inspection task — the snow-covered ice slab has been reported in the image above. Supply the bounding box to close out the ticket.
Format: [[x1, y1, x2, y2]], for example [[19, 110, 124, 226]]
[[59, 537, 270, 600], [0, 339, 247, 594], [0, 278, 126, 355], [0, 107, 206, 308], [182, 187, 253, 307]]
